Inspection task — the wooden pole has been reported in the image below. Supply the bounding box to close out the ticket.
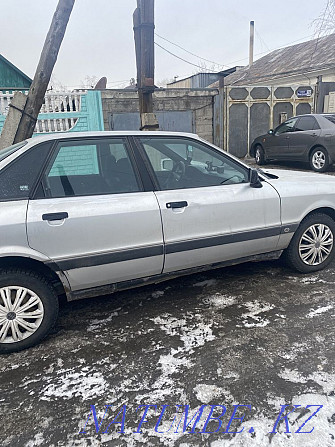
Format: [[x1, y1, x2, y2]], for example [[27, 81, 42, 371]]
[[14, 0, 75, 143], [133, 0, 159, 130]]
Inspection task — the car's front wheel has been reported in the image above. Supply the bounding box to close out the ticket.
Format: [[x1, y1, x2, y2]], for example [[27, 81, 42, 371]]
[[284, 213, 335, 273], [309, 147, 330, 172], [0, 270, 59, 354], [255, 145, 266, 165]]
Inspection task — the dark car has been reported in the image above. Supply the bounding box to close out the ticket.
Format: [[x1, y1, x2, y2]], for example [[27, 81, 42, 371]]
[[250, 114, 335, 172]]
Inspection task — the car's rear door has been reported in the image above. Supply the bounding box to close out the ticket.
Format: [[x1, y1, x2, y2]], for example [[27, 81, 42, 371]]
[[135, 136, 281, 274], [27, 137, 164, 292], [288, 116, 321, 159]]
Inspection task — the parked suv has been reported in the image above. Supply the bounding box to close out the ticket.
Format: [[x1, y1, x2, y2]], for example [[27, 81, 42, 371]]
[[250, 114, 335, 172], [1, 131, 335, 353]]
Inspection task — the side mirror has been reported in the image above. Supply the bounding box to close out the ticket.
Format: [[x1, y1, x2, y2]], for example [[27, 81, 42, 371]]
[[267, 129, 274, 135], [162, 159, 173, 171], [249, 168, 263, 188]]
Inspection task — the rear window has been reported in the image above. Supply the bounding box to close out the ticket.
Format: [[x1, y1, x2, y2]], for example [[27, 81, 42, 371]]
[[324, 115, 335, 125], [0, 141, 27, 162], [0, 142, 51, 201]]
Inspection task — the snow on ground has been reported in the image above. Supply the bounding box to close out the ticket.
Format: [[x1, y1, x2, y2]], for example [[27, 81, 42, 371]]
[[237, 301, 275, 328], [307, 304, 333, 318], [41, 368, 107, 401]]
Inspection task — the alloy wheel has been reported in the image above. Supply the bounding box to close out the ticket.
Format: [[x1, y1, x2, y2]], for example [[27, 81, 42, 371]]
[[312, 151, 326, 170]]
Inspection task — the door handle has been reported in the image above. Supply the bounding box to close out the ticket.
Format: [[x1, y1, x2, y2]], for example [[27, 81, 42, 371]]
[[42, 212, 68, 221], [166, 201, 188, 209]]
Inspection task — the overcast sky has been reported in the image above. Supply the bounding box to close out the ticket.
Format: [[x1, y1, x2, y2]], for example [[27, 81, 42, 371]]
[[0, 0, 327, 89]]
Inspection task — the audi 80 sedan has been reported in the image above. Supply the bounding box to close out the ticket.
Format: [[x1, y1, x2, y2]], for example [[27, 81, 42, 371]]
[[250, 114, 335, 172], [1, 131, 335, 353]]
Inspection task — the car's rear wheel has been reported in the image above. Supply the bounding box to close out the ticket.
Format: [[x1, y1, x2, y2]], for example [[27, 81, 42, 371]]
[[284, 213, 335, 273], [0, 270, 59, 354], [255, 145, 266, 165], [309, 147, 329, 172]]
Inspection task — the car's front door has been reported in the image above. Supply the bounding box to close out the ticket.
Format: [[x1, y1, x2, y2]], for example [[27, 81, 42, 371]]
[[27, 137, 164, 292], [267, 118, 298, 159], [288, 116, 321, 159], [136, 136, 282, 273]]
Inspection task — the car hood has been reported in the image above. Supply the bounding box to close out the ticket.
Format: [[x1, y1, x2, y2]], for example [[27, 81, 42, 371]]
[[260, 168, 335, 226], [261, 168, 335, 184], [262, 168, 335, 203]]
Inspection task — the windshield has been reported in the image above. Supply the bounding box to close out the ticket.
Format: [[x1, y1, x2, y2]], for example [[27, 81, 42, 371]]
[[0, 141, 27, 163], [324, 115, 335, 125]]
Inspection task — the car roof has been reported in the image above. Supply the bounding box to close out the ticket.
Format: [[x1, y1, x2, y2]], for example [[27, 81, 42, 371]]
[[291, 113, 335, 118], [28, 131, 200, 145]]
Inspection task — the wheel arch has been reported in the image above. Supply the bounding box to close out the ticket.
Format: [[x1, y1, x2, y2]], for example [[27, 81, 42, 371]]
[[250, 142, 263, 158], [0, 256, 69, 300], [301, 206, 335, 223]]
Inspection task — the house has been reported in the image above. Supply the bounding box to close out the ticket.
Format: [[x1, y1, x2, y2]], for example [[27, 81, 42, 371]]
[[0, 54, 32, 92], [167, 72, 221, 89], [210, 33, 335, 87]]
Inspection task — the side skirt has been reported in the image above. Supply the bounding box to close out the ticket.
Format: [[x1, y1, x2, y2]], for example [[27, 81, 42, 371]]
[[68, 250, 283, 302]]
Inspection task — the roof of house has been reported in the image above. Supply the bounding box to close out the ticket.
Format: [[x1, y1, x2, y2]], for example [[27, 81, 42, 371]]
[[0, 54, 32, 89], [210, 33, 335, 87]]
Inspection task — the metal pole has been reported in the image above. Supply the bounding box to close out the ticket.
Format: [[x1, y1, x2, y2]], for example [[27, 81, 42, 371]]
[[249, 21, 255, 67]]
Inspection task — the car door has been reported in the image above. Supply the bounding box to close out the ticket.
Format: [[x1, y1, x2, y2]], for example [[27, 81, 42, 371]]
[[288, 116, 321, 159], [266, 118, 298, 159], [135, 136, 281, 273], [27, 137, 164, 292]]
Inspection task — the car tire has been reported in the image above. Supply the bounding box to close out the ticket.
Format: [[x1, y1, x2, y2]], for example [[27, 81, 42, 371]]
[[0, 269, 59, 354], [284, 213, 335, 273], [309, 147, 330, 172], [255, 145, 266, 165]]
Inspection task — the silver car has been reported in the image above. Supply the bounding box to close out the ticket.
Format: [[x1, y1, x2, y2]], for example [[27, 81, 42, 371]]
[[1, 131, 335, 353]]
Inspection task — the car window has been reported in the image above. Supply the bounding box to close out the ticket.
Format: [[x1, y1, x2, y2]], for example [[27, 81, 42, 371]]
[[0, 141, 27, 162], [0, 142, 51, 201], [324, 115, 335, 125], [295, 116, 319, 131], [44, 139, 140, 197], [138, 137, 249, 190], [275, 118, 298, 135]]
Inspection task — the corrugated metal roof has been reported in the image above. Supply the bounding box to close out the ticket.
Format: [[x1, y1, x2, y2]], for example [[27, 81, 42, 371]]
[[210, 33, 335, 87]]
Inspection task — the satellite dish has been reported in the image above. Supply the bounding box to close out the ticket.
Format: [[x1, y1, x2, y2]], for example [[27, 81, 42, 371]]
[[94, 77, 107, 90]]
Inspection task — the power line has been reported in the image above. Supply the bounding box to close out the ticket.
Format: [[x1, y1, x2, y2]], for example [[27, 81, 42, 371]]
[[155, 32, 316, 72], [155, 33, 227, 68], [255, 29, 270, 53], [154, 42, 208, 69]]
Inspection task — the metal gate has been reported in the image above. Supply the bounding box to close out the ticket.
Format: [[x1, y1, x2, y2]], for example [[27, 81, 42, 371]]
[[110, 110, 194, 133], [214, 85, 315, 157]]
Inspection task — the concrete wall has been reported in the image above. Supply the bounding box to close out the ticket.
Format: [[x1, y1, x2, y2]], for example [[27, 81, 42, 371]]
[[101, 88, 218, 143]]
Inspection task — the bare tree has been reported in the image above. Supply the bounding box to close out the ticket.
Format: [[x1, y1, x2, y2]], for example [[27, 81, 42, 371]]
[[80, 75, 99, 89], [313, 0, 335, 36]]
